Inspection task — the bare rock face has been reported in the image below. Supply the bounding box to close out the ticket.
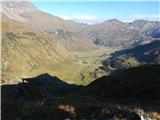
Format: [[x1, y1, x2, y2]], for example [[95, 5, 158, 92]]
[[2, 0, 37, 13], [1, 0, 37, 21]]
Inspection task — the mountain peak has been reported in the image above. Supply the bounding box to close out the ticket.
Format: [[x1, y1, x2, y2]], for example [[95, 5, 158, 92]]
[[109, 19, 120, 22], [105, 19, 122, 23], [102, 19, 124, 26], [1, 0, 37, 21], [2, 0, 37, 12]]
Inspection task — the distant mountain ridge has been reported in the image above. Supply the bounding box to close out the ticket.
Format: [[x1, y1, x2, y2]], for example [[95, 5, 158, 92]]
[[130, 20, 160, 38], [68, 19, 160, 50]]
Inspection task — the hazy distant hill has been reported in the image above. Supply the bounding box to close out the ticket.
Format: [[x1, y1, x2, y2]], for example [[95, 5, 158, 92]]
[[130, 20, 160, 38], [75, 19, 152, 49]]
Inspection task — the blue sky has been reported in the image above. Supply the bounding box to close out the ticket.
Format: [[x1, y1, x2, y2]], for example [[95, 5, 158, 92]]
[[31, 0, 160, 24]]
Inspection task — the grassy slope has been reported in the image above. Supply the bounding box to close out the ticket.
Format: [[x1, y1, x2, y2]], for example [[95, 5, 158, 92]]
[[72, 47, 116, 85], [1, 14, 75, 83], [18, 47, 115, 85], [1, 14, 116, 85]]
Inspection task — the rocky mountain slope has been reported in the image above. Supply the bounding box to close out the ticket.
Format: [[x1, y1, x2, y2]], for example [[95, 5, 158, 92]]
[[98, 40, 160, 75], [1, 0, 95, 51], [1, 13, 77, 83], [111, 40, 160, 64], [130, 20, 160, 38], [74, 19, 152, 49]]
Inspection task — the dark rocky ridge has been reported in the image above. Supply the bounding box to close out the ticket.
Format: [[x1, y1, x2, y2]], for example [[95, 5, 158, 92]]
[[84, 65, 160, 103]]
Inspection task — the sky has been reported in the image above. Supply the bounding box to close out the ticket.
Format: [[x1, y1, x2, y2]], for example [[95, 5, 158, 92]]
[[31, 0, 160, 24]]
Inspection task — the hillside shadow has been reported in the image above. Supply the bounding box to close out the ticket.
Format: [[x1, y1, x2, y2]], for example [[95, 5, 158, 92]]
[[1, 73, 142, 120], [1, 73, 86, 120], [2, 69, 160, 119], [1, 73, 84, 101], [111, 40, 160, 63]]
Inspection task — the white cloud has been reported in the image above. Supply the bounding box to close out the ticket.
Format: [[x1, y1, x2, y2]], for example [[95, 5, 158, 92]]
[[60, 14, 105, 24]]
